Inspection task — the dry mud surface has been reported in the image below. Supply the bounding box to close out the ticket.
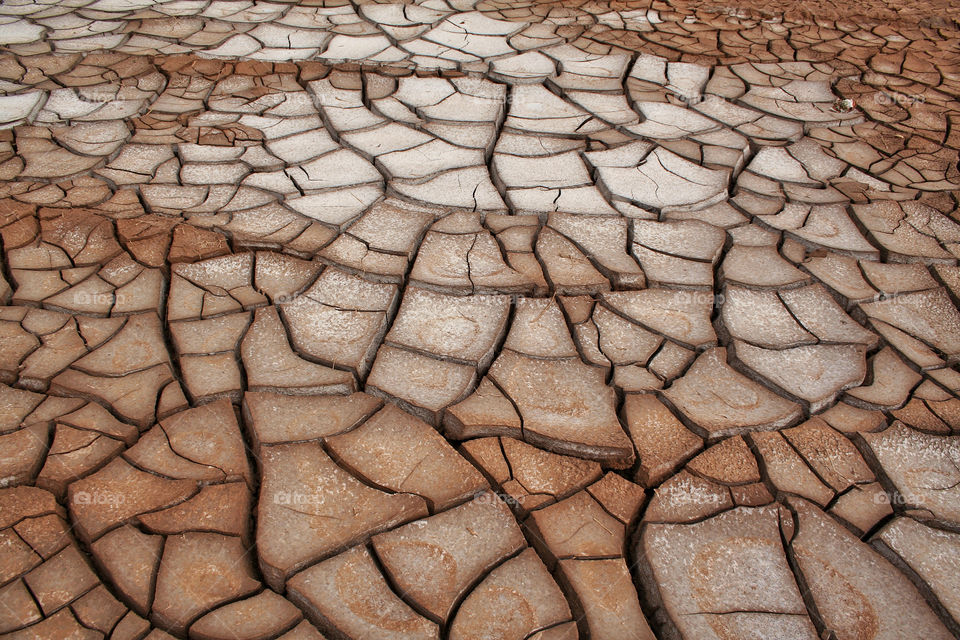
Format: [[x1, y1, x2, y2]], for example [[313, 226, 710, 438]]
[[0, 1, 960, 639]]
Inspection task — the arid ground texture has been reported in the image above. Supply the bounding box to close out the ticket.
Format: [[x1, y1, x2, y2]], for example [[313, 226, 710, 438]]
[[0, 1, 959, 639]]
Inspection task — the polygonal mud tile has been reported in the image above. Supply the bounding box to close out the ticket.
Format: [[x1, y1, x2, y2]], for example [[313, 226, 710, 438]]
[[242, 391, 382, 451], [548, 213, 645, 288], [151, 532, 260, 635], [851, 201, 960, 262], [257, 441, 427, 590], [845, 347, 921, 410], [365, 345, 477, 427], [68, 457, 196, 543], [89, 525, 162, 617], [36, 404, 137, 498], [241, 306, 355, 395], [487, 349, 634, 466], [0, 608, 102, 640], [504, 297, 577, 359], [874, 517, 960, 626], [556, 558, 655, 640], [527, 491, 625, 562], [49, 313, 179, 428], [639, 505, 817, 640], [601, 289, 716, 349], [861, 288, 960, 362], [535, 227, 611, 295], [384, 287, 509, 368], [168, 253, 266, 322], [622, 394, 703, 487], [443, 377, 522, 441], [750, 431, 836, 507], [460, 436, 602, 516], [138, 482, 251, 541], [280, 268, 397, 378], [189, 590, 304, 640], [720, 286, 815, 348], [664, 347, 803, 439], [788, 497, 953, 640], [24, 544, 99, 615], [861, 421, 960, 526], [720, 243, 810, 288], [326, 403, 488, 511], [371, 492, 526, 623], [287, 544, 439, 640], [125, 399, 251, 485], [449, 548, 572, 640], [0, 579, 42, 633], [410, 218, 533, 295], [782, 418, 875, 493], [595, 147, 728, 212], [732, 341, 867, 413]]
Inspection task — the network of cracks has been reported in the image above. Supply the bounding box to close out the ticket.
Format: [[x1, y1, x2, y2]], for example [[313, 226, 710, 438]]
[[1, 1, 960, 639]]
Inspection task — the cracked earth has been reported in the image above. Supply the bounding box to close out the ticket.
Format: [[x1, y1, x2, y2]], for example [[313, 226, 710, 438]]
[[0, 0, 960, 639]]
